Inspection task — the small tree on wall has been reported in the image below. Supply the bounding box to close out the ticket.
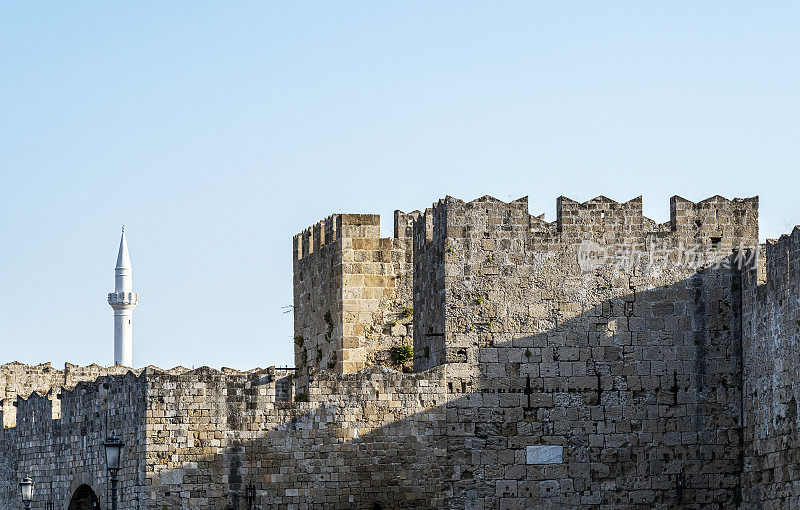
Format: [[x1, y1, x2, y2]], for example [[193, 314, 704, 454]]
[[391, 345, 413, 365]]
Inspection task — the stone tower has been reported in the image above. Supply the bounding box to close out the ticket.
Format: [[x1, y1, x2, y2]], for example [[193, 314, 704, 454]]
[[107, 226, 139, 366]]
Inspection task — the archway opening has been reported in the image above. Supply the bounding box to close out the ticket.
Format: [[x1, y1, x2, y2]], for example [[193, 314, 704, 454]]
[[68, 484, 99, 510]]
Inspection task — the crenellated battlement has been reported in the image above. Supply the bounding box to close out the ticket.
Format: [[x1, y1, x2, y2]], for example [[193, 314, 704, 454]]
[[299, 193, 761, 376], [293, 214, 386, 261], [763, 227, 800, 298], [2, 364, 297, 437], [407, 194, 758, 247], [669, 195, 759, 243], [744, 226, 800, 308], [14, 392, 55, 435], [293, 215, 336, 261], [0, 362, 140, 428], [394, 209, 422, 240], [556, 195, 645, 235]]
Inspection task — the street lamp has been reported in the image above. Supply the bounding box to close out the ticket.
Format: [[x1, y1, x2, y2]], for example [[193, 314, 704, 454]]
[[103, 435, 124, 510], [19, 478, 34, 509]]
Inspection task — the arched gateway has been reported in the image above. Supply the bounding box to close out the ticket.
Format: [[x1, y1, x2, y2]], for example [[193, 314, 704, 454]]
[[67, 484, 99, 510]]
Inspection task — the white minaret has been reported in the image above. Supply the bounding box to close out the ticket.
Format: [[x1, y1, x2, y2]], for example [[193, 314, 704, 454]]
[[107, 226, 139, 367]]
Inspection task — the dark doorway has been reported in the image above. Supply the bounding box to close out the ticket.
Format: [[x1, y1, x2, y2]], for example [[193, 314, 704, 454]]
[[68, 484, 99, 510]]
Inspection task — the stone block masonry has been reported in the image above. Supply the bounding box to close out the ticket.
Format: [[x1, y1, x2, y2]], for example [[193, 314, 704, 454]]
[[0, 362, 139, 428], [742, 227, 800, 508], [402, 194, 759, 507], [0, 193, 798, 509], [527, 445, 563, 465], [293, 212, 418, 387]]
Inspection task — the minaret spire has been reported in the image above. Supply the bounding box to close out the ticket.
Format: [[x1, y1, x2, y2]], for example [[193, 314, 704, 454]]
[[108, 227, 139, 366]]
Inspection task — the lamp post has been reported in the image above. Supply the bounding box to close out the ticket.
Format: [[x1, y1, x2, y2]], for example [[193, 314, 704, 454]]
[[245, 483, 256, 510], [103, 435, 124, 510], [19, 478, 34, 510]]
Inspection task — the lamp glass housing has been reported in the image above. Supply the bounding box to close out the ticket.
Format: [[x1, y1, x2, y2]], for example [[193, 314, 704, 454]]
[[103, 436, 125, 471], [19, 478, 34, 502]]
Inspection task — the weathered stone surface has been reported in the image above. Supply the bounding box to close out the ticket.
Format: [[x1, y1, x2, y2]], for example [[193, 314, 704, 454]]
[[526, 445, 563, 465], [0, 193, 796, 509], [741, 227, 800, 508]]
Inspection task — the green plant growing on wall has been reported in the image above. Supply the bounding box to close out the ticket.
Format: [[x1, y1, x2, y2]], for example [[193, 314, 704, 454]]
[[487, 254, 493, 262], [295, 392, 309, 402], [391, 345, 414, 365], [525, 349, 532, 358], [401, 307, 413, 318], [294, 336, 304, 347], [475, 297, 483, 305], [324, 310, 334, 341]]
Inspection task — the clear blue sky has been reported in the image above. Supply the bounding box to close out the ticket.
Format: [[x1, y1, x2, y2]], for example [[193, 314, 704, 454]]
[[1, 2, 798, 370]]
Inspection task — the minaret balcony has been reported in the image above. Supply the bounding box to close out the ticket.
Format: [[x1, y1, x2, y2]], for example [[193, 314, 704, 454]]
[[108, 291, 139, 307]]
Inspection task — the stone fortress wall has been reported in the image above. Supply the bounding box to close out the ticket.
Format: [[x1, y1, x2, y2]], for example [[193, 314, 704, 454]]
[[403, 194, 759, 507], [0, 365, 298, 510], [0, 360, 452, 509], [0, 193, 798, 509], [742, 227, 800, 506], [0, 362, 137, 428], [0, 370, 147, 510]]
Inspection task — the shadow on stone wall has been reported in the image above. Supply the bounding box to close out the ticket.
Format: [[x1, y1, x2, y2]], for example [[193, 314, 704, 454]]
[[1, 264, 756, 509], [151, 265, 745, 510]]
